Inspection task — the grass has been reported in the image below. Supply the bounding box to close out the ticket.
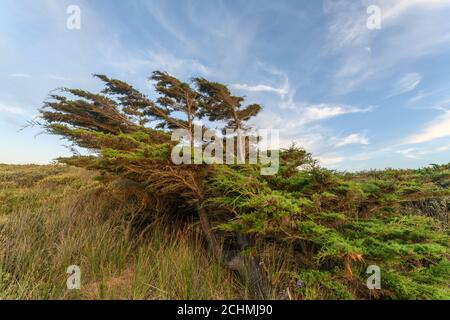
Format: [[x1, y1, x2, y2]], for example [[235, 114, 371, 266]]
[[0, 165, 243, 300]]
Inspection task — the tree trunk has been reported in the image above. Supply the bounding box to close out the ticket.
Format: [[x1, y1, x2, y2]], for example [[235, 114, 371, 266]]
[[198, 206, 220, 256], [198, 204, 267, 298], [236, 234, 268, 298]]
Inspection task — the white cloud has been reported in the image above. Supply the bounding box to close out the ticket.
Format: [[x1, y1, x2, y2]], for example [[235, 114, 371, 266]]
[[324, 1, 368, 53], [325, 0, 450, 53], [301, 104, 372, 124], [316, 155, 345, 166], [0, 103, 25, 115], [334, 133, 370, 147], [251, 102, 372, 164], [404, 111, 450, 144], [247, 63, 375, 125], [381, 0, 450, 22], [230, 83, 288, 96], [231, 62, 292, 102], [247, 63, 373, 120], [436, 143, 450, 152], [407, 90, 429, 104], [246, 62, 374, 162], [397, 142, 450, 159], [389, 72, 421, 97], [253, 104, 371, 132], [432, 97, 450, 111], [326, 0, 450, 94], [9, 73, 31, 78], [397, 148, 421, 159]]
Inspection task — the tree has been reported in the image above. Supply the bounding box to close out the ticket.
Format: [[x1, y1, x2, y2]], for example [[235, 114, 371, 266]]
[[194, 78, 261, 163], [37, 72, 450, 300], [38, 71, 262, 259], [194, 78, 261, 131]]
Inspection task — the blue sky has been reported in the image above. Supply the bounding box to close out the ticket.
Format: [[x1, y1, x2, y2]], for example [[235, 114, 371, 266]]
[[1, 0, 450, 170]]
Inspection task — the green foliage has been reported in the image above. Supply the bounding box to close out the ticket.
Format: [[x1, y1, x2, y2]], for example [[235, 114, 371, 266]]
[[208, 148, 450, 299], [292, 270, 355, 300], [32, 71, 450, 300]]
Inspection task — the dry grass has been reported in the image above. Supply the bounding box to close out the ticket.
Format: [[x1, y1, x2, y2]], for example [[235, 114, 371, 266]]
[[0, 165, 245, 300]]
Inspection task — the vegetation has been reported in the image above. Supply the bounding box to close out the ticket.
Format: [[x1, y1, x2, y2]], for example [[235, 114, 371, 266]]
[[208, 160, 450, 299], [0, 72, 449, 299], [0, 165, 240, 299]]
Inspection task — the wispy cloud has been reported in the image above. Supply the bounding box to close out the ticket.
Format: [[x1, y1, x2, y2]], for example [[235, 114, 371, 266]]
[[380, 0, 450, 22], [9, 73, 31, 78], [436, 143, 450, 152], [251, 102, 372, 164], [333, 133, 370, 147], [229, 63, 297, 109], [1, 0, 449, 169], [253, 103, 372, 132], [397, 142, 450, 159], [407, 90, 430, 104], [325, 0, 450, 53], [388, 72, 421, 97], [397, 148, 421, 159], [326, 0, 450, 94], [0, 103, 25, 115], [324, 0, 369, 53], [230, 83, 288, 96], [243, 62, 373, 122], [404, 111, 450, 144], [432, 97, 450, 111], [142, 1, 192, 48], [301, 104, 372, 125], [316, 155, 345, 167], [244, 62, 374, 162]]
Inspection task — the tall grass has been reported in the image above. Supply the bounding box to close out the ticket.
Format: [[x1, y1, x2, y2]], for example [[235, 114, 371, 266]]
[[0, 165, 244, 299]]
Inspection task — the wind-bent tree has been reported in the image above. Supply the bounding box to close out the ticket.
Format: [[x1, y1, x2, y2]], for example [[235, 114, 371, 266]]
[[37, 72, 450, 300], [151, 71, 201, 149], [39, 72, 262, 258], [194, 78, 261, 131], [194, 78, 261, 163]]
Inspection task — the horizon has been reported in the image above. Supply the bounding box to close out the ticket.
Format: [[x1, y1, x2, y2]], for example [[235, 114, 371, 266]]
[[1, 0, 450, 170]]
